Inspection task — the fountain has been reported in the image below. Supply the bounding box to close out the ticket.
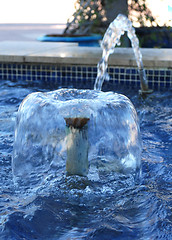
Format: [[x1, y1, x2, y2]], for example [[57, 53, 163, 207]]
[[12, 89, 142, 183], [94, 14, 152, 94], [1, 14, 172, 240], [12, 14, 144, 184]]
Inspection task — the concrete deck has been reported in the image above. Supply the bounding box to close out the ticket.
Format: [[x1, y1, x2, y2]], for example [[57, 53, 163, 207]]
[[0, 24, 65, 42], [0, 40, 172, 69], [0, 24, 171, 69]]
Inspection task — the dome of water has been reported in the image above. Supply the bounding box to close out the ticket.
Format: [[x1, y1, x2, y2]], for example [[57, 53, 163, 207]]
[[13, 88, 142, 185]]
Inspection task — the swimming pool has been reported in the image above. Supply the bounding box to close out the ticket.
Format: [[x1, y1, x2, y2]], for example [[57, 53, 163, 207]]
[[0, 79, 171, 239]]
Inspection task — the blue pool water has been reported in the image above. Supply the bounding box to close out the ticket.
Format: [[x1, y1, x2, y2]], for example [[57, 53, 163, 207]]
[[0, 79, 171, 239]]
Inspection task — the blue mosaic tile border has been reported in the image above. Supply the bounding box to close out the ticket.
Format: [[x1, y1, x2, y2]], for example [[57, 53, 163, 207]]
[[0, 63, 171, 89]]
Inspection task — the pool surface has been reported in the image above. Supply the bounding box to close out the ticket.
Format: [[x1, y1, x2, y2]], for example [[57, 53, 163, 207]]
[[0, 80, 171, 239]]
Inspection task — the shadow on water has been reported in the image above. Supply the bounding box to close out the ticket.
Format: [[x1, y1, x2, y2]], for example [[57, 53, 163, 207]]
[[0, 79, 172, 239]]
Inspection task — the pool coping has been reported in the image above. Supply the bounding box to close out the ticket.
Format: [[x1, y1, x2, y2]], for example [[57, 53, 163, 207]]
[[0, 41, 171, 89], [0, 41, 172, 69]]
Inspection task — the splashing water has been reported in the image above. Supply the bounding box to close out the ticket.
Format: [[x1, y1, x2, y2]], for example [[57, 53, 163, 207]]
[[94, 14, 151, 93], [12, 89, 142, 186]]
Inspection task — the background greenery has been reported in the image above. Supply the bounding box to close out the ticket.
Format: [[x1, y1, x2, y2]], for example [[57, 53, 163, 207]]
[[63, 0, 172, 48]]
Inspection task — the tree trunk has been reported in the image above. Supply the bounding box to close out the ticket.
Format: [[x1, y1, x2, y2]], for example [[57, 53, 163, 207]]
[[104, 0, 128, 24]]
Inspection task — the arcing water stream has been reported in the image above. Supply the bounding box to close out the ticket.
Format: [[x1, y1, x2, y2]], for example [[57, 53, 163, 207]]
[[94, 14, 152, 93]]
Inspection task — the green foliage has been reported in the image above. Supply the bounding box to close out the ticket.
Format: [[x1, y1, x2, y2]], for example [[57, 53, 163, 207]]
[[136, 27, 172, 48], [64, 0, 106, 35], [64, 0, 159, 35], [128, 0, 157, 27]]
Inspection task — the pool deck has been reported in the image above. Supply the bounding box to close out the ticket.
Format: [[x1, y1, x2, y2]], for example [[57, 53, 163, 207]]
[[0, 24, 171, 88], [0, 40, 172, 69], [0, 24, 172, 68]]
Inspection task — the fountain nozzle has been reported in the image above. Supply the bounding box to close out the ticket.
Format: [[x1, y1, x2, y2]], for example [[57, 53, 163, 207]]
[[65, 117, 90, 176], [138, 68, 153, 95]]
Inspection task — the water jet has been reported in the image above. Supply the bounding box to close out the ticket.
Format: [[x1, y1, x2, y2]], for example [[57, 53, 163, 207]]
[[94, 14, 152, 94]]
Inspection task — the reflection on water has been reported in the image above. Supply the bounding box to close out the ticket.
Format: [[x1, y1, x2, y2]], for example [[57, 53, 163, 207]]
[[0, 80, 171, 239]]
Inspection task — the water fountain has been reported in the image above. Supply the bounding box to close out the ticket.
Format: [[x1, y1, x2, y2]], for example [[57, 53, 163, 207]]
[[12, 89, 142, 184], [94, 14, 152, 94], [1, 15, 171, 240], [12, 14, 144, 184]]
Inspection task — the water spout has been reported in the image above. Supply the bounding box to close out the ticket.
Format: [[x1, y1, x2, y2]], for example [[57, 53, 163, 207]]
[[94, 14, 153, 94], [65, 117, 90, 176]]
